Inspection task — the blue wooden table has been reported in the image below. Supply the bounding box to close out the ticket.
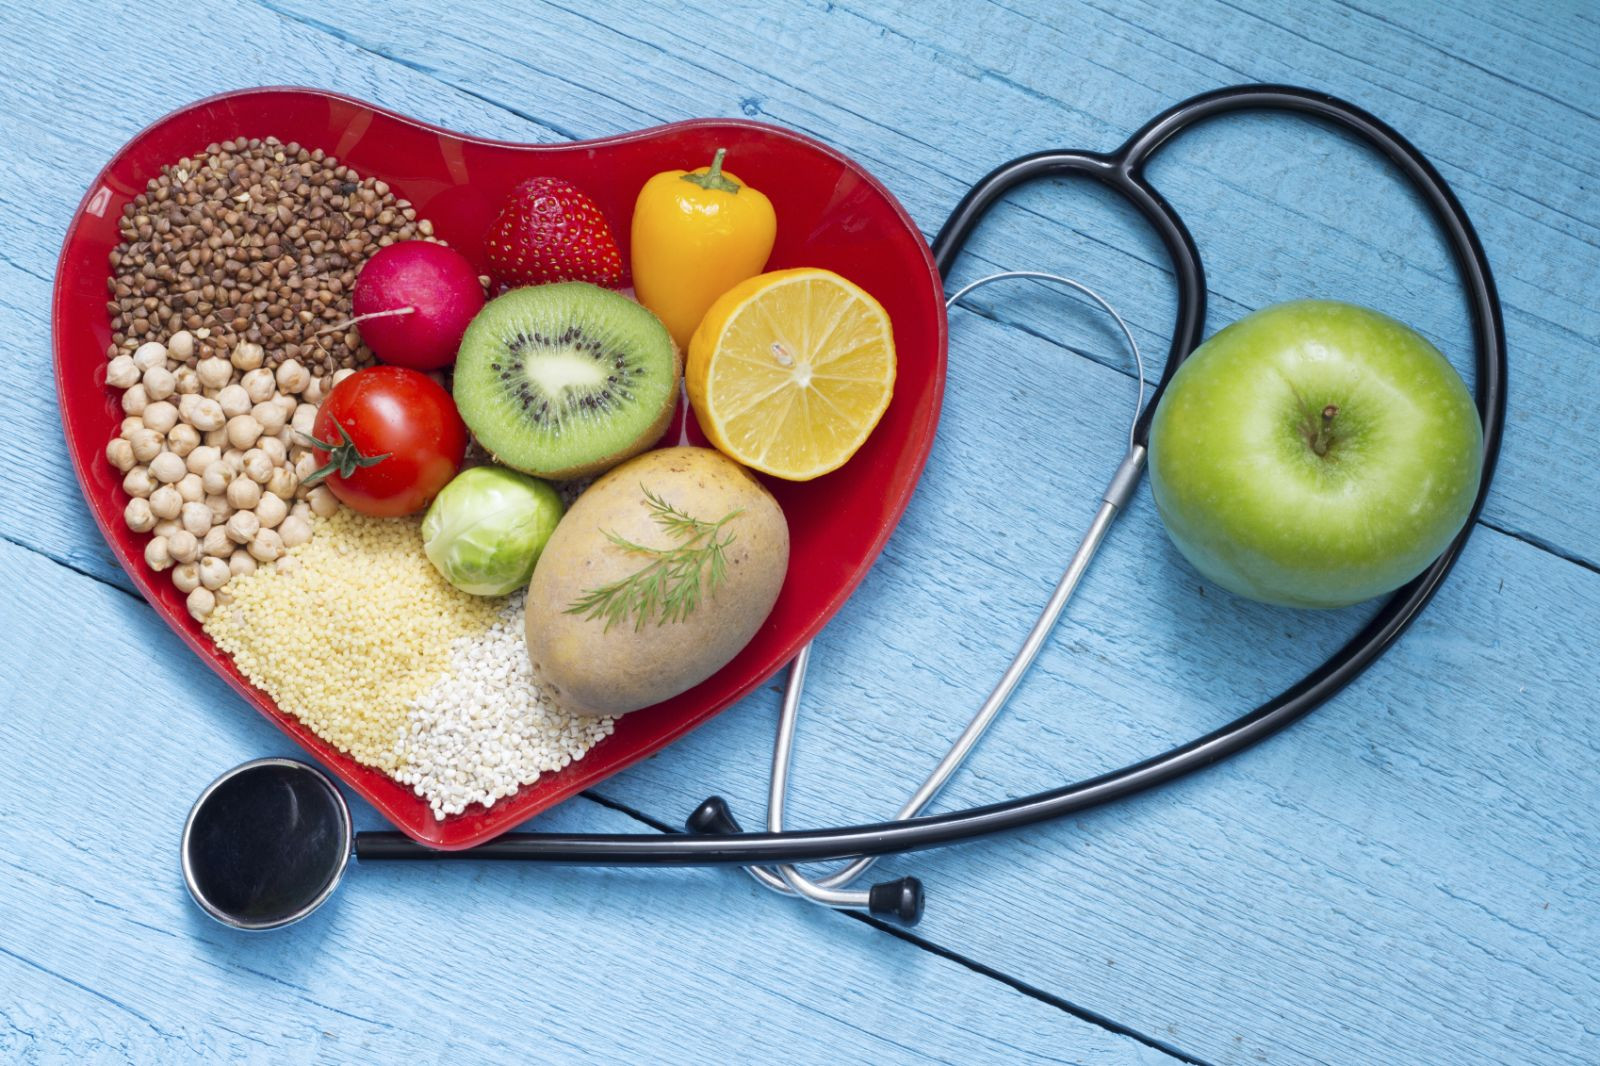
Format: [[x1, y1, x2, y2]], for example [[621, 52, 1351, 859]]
[[3, 2, 1596, 1062]]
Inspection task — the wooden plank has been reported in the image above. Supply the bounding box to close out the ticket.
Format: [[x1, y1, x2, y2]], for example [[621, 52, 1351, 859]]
[[0, 537, 1176, 1065], [2, 1, 1597, 1064]]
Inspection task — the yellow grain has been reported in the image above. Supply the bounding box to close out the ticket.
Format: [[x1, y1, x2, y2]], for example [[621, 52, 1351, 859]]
[[204, 509, 499, 771]]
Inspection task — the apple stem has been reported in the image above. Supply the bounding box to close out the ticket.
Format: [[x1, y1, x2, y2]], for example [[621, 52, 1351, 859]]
[[313, 306, 417, 337], [1311, 404, 1339, 457]]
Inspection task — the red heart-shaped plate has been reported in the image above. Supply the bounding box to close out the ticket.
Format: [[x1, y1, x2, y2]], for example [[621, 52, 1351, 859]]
[[54, 88, 947, 848]]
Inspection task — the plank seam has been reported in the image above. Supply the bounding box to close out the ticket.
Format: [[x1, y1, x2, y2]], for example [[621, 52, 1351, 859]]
[[579, 788, 1215, 1066], [0, 532, 141, 603], [1478, 518, 1600, 578]]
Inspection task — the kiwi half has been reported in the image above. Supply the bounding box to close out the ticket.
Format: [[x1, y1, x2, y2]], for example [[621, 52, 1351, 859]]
[[454, 283, 680, 479]]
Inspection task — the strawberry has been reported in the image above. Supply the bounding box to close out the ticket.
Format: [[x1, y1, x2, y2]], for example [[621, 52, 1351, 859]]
[[484, 177, 626, 289]]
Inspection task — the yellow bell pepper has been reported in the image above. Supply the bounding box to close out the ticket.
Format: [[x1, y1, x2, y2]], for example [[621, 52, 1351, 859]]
[[631, 148, 777, 350]]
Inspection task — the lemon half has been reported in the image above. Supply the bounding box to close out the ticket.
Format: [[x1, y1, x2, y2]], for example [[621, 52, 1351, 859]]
[[686, 268, 896, 481]]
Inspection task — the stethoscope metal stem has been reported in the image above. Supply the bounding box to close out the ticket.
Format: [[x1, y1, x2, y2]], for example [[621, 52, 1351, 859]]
[[731, 271, 1149, 918], [742, 448, 1145, 910]]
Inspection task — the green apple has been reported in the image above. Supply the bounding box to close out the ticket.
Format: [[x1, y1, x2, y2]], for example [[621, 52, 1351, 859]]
[[1147, 300, 1482, 609]]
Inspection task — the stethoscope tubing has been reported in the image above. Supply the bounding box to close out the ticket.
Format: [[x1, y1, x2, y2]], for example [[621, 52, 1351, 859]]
[[356, 84, 1507, 868]]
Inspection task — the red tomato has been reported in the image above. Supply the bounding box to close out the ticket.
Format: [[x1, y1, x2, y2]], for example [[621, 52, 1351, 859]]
[[307, 367, 467, 517]]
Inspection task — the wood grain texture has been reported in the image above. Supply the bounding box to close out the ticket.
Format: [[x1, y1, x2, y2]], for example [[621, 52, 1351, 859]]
[[2, 0, 1597, 1063]]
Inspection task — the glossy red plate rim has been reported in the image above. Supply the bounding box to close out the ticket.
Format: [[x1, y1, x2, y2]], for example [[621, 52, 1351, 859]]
[[54, 87, 947, 848]]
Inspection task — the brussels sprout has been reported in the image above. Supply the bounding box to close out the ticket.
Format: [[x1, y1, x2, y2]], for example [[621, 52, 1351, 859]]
[[421, 466, 565, 596]]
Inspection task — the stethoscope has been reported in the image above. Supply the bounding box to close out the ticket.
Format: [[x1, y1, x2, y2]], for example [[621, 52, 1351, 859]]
[[183, 84, 1507, 931]]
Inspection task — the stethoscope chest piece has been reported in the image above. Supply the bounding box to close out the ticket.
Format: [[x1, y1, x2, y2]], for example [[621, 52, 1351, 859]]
[[182, 758, 352, 930]]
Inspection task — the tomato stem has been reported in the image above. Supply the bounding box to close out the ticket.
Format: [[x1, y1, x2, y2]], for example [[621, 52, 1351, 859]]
[[298, 421, 392, 487]]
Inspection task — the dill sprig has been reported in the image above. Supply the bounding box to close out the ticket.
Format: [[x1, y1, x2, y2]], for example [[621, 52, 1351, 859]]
[[566, 488, 743, 632]]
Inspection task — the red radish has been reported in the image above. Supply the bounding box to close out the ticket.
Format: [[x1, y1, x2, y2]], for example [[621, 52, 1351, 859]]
[[349, 241, 485, 370]]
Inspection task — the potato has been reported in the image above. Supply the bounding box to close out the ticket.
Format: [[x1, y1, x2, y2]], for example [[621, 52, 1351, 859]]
[[526, 447, 789, 716]]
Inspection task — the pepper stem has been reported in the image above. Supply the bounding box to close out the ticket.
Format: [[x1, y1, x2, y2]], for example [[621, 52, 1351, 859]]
[[681, 147, 741, 194]]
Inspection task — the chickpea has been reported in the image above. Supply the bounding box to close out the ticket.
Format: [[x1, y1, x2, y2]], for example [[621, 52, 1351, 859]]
[[241, 368, 277, 404], [126, 428, 161, 464], [332, 368, 356, 387], [167, 529, 201, 564], [202, 461, 230, 496], [186, 445, 222, 476], [226, 414, 263, 451], [202, 525, 232, 558], [306, 485, 339, 517], [123, 496, 155, 533], [228, 549, 257, 577], [265, 467, 298, 500], [172, 562, 201, 595], [302, 376, 326, 405], [122, 467, 156, 498], [230, 341, 265, 371], [275, 359, 310, 395], [144, 402, 180, 437], [167, 423, 200, 459], [173, 366, 201, 395], [143, 365, 176, 401], [217, 384, 251, 418], [248, 527, 283, 562], [258, 437, 287, 466], [167, 330, 196, 361], [144, 536, 174, 571], [119, 416, 145, 437], [278, 514, 313, 548], [121, 383, 149, 416], [275, 555, 302, 575], [253, 401, 288, 435], [293, 451, 319, 484], [255, 493, 288, 530], [176, 472, 204, 503], [242, 449, 273, 484], [187, 396, 227, 433], [291, 402, 319, 437], [204, 493, 233, 525], [106, 354, 141, 389], [202, 427, 230, 449], [148, 485, 182, 520], [226, 476, 262, 510], [132, 341, 167, 371], [152, 519, 180, 538], [198, 556, 231, 591], [226, 510, 260, 545], [186, 586, 216, 623], [150, 451, 187, 484], [106, 438, 137, 472], [181, 501, 213, 537], [289, 501, 312, 523], [147, 485, 181, 520], [196, 356, 233, 390]]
